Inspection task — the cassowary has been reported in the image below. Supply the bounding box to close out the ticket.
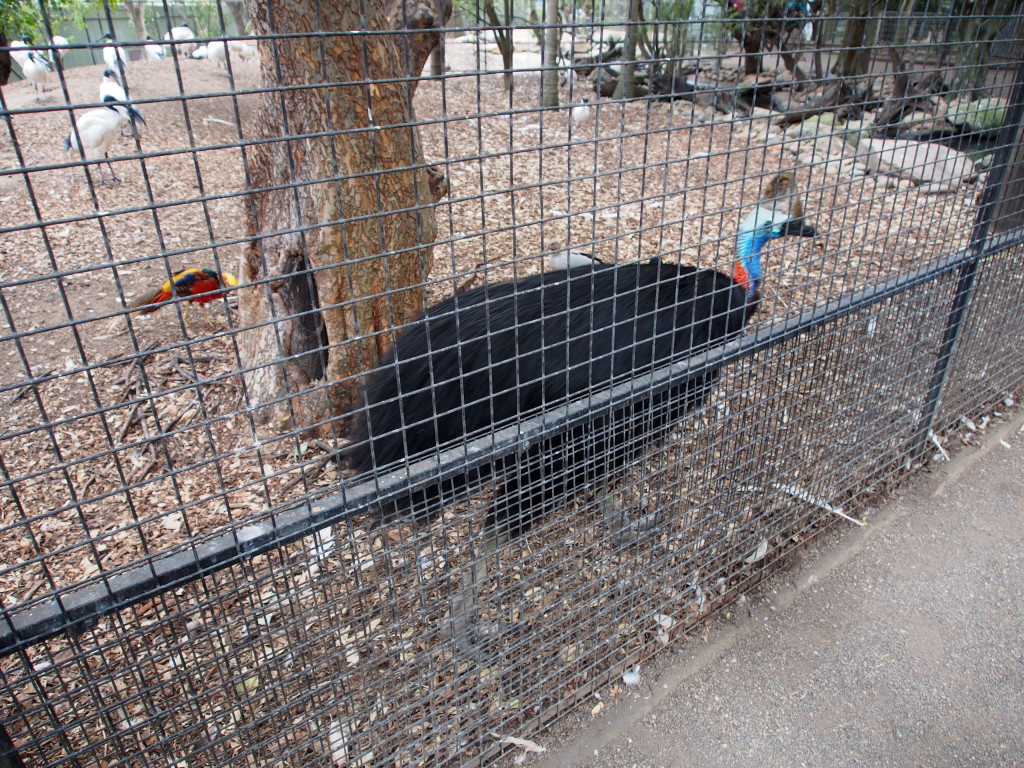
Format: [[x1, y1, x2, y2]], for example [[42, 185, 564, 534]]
[[350, 172, 815, 655]]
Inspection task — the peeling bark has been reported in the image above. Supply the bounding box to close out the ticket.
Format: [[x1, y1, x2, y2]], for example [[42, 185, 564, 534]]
[[385, 0, 452, 86], [240, 0, 446, 434]]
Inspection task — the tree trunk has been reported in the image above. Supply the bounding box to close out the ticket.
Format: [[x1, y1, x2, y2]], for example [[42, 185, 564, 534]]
[[613, 0, 641, 99], [240, 0, 442, 434], [384, 0, 452, 82], [481, 0, 514, 90], [225, 0, 248, 36], [0, 31, 11, 87], [890, 0, 915, 63], [124, 0, 148, 40], [947, 0, 1017, 94], [811, 22, 825, 80], [741, 32, 762, 76], [832, 0, 882, 77], [779, 48, 808, 83], [430, 36, 445, 76], [541, 0, 560, 107]]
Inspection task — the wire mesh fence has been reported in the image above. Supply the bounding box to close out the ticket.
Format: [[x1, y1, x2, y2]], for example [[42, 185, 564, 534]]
[[1, 0, 1023, 765]]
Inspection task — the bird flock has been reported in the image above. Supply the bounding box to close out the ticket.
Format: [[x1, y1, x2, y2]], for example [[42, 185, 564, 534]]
[[7, 24, 256, 187], [8, 25, 250, 325]]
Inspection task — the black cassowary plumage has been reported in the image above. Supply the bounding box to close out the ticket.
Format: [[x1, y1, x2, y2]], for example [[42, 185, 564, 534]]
[[350, 257, 757, 540]]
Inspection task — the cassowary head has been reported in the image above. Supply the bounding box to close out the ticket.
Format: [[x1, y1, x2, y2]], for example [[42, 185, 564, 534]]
[[733, 171, 817, 300]]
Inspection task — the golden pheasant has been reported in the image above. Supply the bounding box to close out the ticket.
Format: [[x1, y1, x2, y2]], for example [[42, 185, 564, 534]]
[[130, 268, 238, 324]]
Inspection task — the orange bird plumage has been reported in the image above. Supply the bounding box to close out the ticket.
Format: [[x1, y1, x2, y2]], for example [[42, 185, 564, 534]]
[[131, 268, 238, 315]]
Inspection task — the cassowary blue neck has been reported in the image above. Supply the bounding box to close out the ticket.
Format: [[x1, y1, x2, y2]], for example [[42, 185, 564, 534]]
[[733, 220, 774, 301]]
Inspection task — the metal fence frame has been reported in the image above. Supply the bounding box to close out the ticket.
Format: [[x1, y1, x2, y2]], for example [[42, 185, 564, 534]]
[[5, 215, 1024, 654], [2, 3, 1024, 766]]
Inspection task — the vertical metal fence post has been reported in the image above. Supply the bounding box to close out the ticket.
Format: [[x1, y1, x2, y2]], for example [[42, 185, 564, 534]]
[[910, 59, 1024, 461]]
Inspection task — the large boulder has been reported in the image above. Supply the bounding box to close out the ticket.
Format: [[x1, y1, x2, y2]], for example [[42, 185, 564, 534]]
[[947, 97, 1008, 137], [857, 137, 976, 193], [841, 117, 875, 146], [785, 112, 842, 141]]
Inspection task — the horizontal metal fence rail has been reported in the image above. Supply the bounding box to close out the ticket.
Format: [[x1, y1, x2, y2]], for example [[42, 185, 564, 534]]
[[2, 222, 1023, 654]]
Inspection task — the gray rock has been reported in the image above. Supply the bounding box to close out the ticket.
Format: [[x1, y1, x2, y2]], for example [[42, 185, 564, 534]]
[[857, 137, 976, 193], [947, 97, 1008, 135]]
